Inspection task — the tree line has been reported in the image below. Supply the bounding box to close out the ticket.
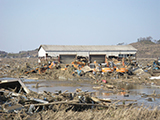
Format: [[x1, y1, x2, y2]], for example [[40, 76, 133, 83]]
[[137, 36, 160, 44]]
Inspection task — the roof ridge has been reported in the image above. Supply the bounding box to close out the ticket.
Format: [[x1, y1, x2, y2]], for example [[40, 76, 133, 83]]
[[39, 45, 137, 51]]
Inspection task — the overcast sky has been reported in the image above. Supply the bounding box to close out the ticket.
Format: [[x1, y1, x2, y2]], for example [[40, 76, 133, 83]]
[[0, 0, 159, 53]]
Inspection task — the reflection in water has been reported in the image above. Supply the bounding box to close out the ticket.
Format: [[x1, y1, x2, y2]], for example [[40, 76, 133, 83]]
[[3, 78, 160, 108], [26, 80, 96, 93]]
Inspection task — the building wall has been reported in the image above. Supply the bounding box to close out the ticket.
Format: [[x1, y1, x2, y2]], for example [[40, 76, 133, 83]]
[[47, 51, 78, 57], [77, 52, 89, 57], [54, 51, 136, 57], [38, 47, 46, 57], [38, 47, 137, 58]]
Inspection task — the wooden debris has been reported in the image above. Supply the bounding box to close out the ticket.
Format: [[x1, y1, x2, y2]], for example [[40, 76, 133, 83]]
[[24, 100, 79, 107]]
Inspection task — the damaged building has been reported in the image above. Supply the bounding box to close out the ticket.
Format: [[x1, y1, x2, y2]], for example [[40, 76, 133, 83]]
[[38, 45, 137, 64]]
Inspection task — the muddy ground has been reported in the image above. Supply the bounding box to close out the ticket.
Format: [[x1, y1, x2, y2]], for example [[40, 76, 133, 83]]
[[0, 58, 160, 120]]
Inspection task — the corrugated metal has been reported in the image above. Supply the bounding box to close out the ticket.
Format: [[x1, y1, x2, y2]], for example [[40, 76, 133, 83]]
[[40, 45, 137, 52]]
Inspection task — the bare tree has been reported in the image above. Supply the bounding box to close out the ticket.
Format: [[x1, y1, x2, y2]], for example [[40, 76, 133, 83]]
[[117, 42, 124, 45]]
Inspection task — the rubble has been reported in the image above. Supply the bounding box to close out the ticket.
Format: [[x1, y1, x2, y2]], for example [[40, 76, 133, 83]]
[[1, 57, 160, 119], [0, 79, 30, 94], [0, 78, 139, 119], [1, 57, 160, 88]]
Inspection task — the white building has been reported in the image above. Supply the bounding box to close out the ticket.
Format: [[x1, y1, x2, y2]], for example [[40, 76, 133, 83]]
[[38, 45, 137, 63]]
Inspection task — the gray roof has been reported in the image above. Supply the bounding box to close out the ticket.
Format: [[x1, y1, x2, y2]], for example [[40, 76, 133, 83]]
[[39, 45, 137, 52]]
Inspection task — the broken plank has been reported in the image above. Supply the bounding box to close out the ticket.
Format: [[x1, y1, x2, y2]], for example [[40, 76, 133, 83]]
[[24, 100, 79, 107], [91, 97, 111, 103]]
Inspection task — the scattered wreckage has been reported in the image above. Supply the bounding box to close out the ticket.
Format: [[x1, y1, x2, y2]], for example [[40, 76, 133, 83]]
[[1, 56, 160, 85], [1, 57, 160, 118], [23, 57, 136, 79], [0, 78, 137, 115]]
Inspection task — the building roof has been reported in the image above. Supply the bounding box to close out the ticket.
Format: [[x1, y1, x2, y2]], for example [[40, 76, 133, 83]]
[[39, 45, 137, 52]]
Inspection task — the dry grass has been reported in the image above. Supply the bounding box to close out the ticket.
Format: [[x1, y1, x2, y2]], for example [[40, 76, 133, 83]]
[[1, 106, 160, 120], [130, 42, 160, 58], [33, 107, 160, 120], [41, 107, 159, 120]]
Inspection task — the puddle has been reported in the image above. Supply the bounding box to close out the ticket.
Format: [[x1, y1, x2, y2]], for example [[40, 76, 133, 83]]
[[26, 80, 96, 93], [96, 83, 160, 108], [26, 79, 160, 108], [0, 77, 17, 80], [1, 78, 160, 108]]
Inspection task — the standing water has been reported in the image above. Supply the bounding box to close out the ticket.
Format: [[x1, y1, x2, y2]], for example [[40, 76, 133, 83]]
[[1, 78, 160, 108]]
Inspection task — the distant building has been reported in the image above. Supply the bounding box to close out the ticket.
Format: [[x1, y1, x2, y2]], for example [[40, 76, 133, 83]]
[[38, 45, 137, 63]]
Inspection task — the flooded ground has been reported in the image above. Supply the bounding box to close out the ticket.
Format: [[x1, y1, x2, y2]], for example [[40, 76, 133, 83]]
[[1, 77, 160, 109], [25, 79, 95, 93], [97, 84, 160, 108], [22, 78, 160, 108]]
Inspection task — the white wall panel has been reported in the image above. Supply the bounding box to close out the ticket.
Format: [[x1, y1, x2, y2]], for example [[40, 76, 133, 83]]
[[38, 47, 46, 57]]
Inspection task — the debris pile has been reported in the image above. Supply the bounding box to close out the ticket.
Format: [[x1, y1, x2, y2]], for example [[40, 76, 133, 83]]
[[1, 57, 160, 87]]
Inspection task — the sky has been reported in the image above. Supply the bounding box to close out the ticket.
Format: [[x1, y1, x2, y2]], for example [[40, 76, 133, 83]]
[[0, 0, 159, 53]]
